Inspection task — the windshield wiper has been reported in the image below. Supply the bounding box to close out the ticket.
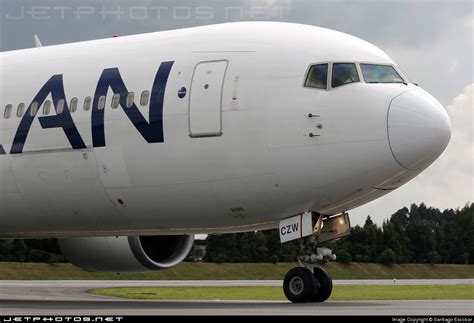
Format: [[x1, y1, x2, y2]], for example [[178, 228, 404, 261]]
[[366, 81, 405, 84]]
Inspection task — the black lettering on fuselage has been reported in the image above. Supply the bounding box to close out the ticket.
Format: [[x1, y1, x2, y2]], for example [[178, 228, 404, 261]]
[[281, 223, 299, 235]]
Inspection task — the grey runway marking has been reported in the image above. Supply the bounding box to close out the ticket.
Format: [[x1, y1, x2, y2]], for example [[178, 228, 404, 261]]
[[1, 278, 473, 288], [0, 280, 473, 315]]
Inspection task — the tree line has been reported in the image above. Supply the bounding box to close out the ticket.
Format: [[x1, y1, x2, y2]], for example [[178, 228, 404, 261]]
[[205, 203, 474, 264], [0, 203, 472, 265]]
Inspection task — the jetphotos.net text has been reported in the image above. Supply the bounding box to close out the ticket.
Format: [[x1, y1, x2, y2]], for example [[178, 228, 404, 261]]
[[4, 5, 290, 21]]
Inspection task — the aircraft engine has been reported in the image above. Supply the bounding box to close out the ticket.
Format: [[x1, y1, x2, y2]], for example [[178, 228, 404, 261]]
[[58, 235, 194, 272]]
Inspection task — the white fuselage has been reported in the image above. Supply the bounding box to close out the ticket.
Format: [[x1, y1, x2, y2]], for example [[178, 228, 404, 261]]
[[0, 22, 451, 238]]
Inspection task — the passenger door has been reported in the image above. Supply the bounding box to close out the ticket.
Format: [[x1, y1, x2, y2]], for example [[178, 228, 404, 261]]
[[189, 60, 228, 138]]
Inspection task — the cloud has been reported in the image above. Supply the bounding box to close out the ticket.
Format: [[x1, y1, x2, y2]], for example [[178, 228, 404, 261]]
[[285, 0, 471, 49], [350, 84, 474, 225], [446, 84, 474, 174], [380, 13, 473, 107], [250, 0, 293, 7]]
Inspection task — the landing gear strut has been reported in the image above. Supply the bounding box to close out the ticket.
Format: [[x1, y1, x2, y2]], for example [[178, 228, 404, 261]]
[[283, 236, 335, 303]]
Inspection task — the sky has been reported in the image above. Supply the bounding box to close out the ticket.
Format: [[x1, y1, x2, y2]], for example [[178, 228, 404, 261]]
[[0, 0, 472, 226]]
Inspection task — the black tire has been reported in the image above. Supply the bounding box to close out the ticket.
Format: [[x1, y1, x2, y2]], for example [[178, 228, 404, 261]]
[[283, 267, 317, 303], [309, 266, 333, 302]]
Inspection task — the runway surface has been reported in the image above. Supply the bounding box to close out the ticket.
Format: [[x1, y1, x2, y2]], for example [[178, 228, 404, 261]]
[[1, 280, 473, 315]]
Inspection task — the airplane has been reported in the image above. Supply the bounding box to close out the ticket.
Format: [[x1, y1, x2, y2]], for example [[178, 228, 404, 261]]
[[0, 22, 451, 303]]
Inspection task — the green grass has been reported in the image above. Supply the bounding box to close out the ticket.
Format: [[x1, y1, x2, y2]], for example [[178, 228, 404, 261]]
[[92, 285, 474, 301], [0, 262, 472, 280]]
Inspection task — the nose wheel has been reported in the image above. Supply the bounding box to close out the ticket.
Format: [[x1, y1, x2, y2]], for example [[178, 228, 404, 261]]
[[283, 266, 333, 303], [283, 236, 334, 303], [283, 267, 318, 303], [309, 266, 333, 302]]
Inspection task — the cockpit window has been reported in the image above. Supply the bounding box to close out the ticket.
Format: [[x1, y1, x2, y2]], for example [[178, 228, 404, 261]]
[[360, 64, 404, 83], [332, 63, 360, 88], [305, 64, 328, 89]]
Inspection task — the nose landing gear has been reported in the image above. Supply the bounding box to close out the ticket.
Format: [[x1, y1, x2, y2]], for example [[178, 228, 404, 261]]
[[283, 238, 335, 303], [279, 211, 350, 303]]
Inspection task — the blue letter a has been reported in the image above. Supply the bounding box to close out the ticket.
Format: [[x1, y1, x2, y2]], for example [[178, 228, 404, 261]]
[[10, 75, 86, 154]]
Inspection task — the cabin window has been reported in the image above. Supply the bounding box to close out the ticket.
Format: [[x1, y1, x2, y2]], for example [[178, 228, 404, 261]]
[[332, 63, 360, 88], [84, 96, 92, 111], [360, 64, 404, 83], [140, 90, 150, 106], [111, 94, 120, 109], [70, 98, 78, 113], [98, 96, 106, 110], [126, 92, 135, 108], [30, 102, 39, 117], [43, 100, 51, 115], [4, 104, 12, 119], [305, 64, 328, 89], [57, 99, 65, 114], [17, 103, 25, 118]]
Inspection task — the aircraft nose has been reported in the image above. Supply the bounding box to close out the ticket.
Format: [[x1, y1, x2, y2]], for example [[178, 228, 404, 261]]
[[388, 89, 451, 170]]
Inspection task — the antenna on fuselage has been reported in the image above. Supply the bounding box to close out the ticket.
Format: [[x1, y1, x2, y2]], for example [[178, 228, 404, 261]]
[[34, 34, 43, 48]]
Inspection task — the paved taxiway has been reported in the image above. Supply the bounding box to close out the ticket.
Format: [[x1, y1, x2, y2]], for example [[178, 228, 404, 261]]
[[1, 280, 473, 315]]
